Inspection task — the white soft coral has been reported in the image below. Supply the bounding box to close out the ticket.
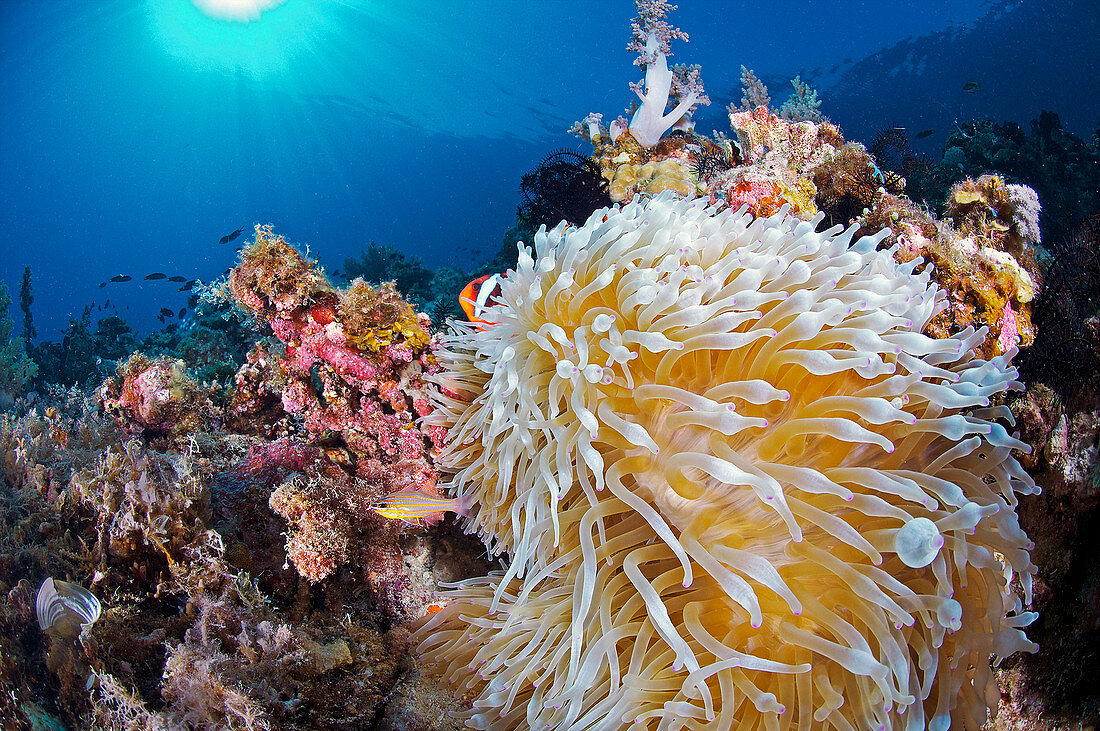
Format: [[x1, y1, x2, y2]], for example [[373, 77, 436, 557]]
[[628, 32, 703, 146]]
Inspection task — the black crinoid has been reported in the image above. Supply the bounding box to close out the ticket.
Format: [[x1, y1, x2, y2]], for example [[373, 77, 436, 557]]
[[1020, 213, 1100, 401], [812, 143, 882, 229], [518, 150, 612, 230], [867, 125, 939, 202], [652, 130, 739, 185]]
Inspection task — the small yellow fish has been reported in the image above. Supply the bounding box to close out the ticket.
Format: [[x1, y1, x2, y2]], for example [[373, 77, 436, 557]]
[[370, 490, 469, 527]]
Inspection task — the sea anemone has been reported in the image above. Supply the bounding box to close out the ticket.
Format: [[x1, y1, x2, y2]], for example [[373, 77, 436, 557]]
[[417, 193, 1038, 729]]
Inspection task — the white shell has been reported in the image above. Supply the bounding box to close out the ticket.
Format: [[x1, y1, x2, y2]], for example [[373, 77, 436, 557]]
[[36, 577, 101, 633]]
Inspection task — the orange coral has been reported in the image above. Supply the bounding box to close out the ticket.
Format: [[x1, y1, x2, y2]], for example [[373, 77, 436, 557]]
[[859, 191, 1037, 357], [718, 165, 818, 218], [728, 179, 784, 217], [337, 279, 431, 353]]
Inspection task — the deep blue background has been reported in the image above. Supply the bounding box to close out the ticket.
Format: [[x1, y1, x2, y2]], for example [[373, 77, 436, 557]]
[[1, 0, 1097, 338]]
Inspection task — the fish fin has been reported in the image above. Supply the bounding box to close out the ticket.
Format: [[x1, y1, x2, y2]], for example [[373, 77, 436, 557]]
[[454, 493, 475, 518]]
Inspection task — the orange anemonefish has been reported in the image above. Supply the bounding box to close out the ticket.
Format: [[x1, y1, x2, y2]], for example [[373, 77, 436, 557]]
[[459, 273, 504, 326]]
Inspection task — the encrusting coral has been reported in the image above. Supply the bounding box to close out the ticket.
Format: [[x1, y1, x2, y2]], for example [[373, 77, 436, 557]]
[[607, 158, 697, 202], [97, 352, 218, 438], [222, 225, 443, 476], [212, 225, 449, 583], [0, 385, 475, 729], [414, 194, 1038, 730], [856, 175, 1043, 358]]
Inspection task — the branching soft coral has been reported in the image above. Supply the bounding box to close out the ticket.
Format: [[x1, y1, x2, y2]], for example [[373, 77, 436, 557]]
[[575, 0, 708, 149]]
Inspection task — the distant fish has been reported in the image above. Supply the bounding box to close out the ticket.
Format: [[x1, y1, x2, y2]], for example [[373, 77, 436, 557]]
[[144, 273, 166, 280], [99, 282, 107, 288], [159, 308, 174, 318], [178, 280, 196, 291], [916, 129, 935, 139], [108, 275, 131, 283], [187, 294, 199, 308], [219, 225, 247, 245], [165, 323, 178, 333], [962, 81, 980, 92], [178, 307, 187, 319], [167, 276, 187, 282], [104, 299, 110, 308]]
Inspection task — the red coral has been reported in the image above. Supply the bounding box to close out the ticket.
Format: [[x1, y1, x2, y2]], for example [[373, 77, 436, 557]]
[[221, 229, 453, 588]]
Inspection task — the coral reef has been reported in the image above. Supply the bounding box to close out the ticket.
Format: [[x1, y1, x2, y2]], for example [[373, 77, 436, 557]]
[[0, 282, 38, 409], [214, 226, 448, 584], [985, 212, 1100, 727], [567, 8, 1040, 362], [224, 225, 441, 467], [30, 307, 123, 389], [1001, 382, 1100, 726], [4, 2, 1097, 729], [925, 111, 1100, 247], [0, 372, 485, 729], [0, 222, 501, 729], [856, 176, 1042, 358]]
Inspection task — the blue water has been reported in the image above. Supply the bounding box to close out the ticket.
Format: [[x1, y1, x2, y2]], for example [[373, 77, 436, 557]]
[[1, 0, 1097, 339]]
